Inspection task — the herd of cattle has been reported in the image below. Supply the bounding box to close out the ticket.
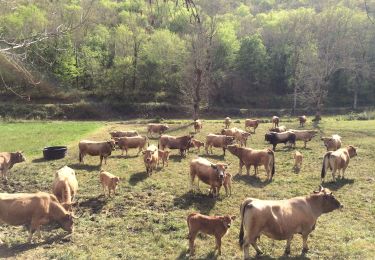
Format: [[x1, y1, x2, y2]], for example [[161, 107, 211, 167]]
[[0, 115, 358, 258]]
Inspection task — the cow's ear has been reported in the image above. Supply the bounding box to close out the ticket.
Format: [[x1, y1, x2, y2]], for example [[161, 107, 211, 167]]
[[231, 215, 236, 220], [211, 164, 217, 169], [142, 151, 146, 154]]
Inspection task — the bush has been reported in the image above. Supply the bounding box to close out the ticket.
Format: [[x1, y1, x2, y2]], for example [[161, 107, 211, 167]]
[[344, 111, 375, 121]]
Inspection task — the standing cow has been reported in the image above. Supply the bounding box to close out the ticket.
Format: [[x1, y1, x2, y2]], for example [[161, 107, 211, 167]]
[[193, 120, 203, 133], [0, 151, 26, 181], [143, 145, 158, 176], [224, 117, 231, 129], [147, 124, 169, 137], [117, 135, 147, 156], [52, 166, 78, 211], [265, 131, 296, 151], [99, 170, 120, 197], [321, 134, 342, 151], [272, 116, 280, 128], [78, 140, 116, 166], [245, 119, 260, 133], [298, 115, 307, 127], [205, 134, 235, 156], [159, 134, 193, 157]]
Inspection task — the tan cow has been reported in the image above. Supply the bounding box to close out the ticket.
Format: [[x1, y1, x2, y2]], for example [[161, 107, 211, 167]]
[[209, 172, 233, 196], [147, 123, 169, 137], [143, 145, 158, 176], [117, 135, 147, 156], [269, 125, 286, 133], [109, 130, 139, 138], [221, 127, 237, 137], [189, 139, 205, 152], [193, 119, 203, 133], [321, 134, 342, 151], [239, 186, 342, 257], [158, 150, 170, 167], [205, 134, 235, 156], [233, 129, 251, 147], [298, 115, 307, 127], [289, 129, 317, 148], [245, 119, 260, 133], [294, 151, 303, 171], [272, 116, 280, 127], [52, 166, 78, 211], [227, 145, 275, 181], [224, 117, 231, 129], [159, 134, 193, 156], [78, 140, 116, 166], [187, 213, 236, 256], [0, 151, 26, 181], [321, 145, 357, 183], [0, 192, 75, 243], [99, 170, 120, 197]]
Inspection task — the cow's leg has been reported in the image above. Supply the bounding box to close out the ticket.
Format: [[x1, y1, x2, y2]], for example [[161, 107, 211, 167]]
[[245, 164, 250, 175], [223, 148, 226, 156], [102, 184, 106, 196], [250, 239, 263, 256], [332, 167, 337, 182], [28, 219, 41, 243], [188, 231, 197, 255], [342, 165, 348, 179], [302, 234, 309, 253], [285, 235, 293, 255], [100, 156, 103, 166], [215, 235, 222, 255], [211, 146, 213, 154], [239, 160, 244, 175]]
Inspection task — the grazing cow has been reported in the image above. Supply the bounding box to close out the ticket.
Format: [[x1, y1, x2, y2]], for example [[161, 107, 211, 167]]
[[265, 131, 296, 151], [245, 119, 260, 133], [187, 213, 236, 256], [52, 166, 78, 211], [109, 130, 139, 139], [205, 134, 235, 156], [272, 116, 280, 127], [117, 135, 147, 156], [189, 157, 229, 197], [0, 192, 75, 243], [193, 119, 203, 133], [269, 125, 286, 133], [0, 151, 26, 181], [289, 129, 318, 148], [294, 151, 303, 171], [189, 139, 205, 152], [143, 145, 158, 176], [158, 150, 170, 167], [298, 115, 307, 127], [99, 170, 120, 197], [159, 134, 193, 157], [321, 134, 342, 151], [234, 129, 251, 147], [147, 124, 169, 137], [239, 186, 342, 257], [227, 145, 275, 181], [221, 127, 237, 137], [321, 145, 357, 183], [224, 117, 231, 129], [78, 140, 116, 166]]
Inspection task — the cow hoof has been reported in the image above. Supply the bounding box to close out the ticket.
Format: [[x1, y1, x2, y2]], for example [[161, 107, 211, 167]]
[[284, 249, 291, 255], [256, 251, 263, 256], [302, 248, 309, 254]]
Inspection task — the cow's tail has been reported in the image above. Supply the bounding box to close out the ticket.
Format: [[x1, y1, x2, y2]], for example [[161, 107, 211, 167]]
[[239, 198, 253, 249], [268, 149, 275, 178], [321, 152, 332, 180], [79, 151, 82, 163]]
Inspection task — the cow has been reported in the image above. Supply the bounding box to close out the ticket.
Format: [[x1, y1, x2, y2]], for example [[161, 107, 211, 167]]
[[294, 151, 303, 172], [158, 150, 170, 167], [321, 145, 357, 183], [0, 151, 26, 181], [193, 119, 203, 133], [143, 145, 158, 176], [205, 134, 235, 156], [78, 140, 116, 166], [289, 129, 318, 148], [187, 213, 236, 256], [321, 134, 342, 151], [224, 117, 231, 129], [227, 145, 275, 181], [298, 115, 307, 127], [189, 139, 205, 152], [0, 192, 76, 243], [117, 135, 147, 156], [269, 125, 286, 133], [265, 131, 296, 151], [109, 130, 139, 139], [272, 116, 280, 128], [234, 129, 251, 147], [221, 128, 237, 137], [189, 157, 229, 197], [99, 170, 120, 197], [159, 134, 193, 157], [52, 166, 78, 211], [239, 186, 342, 258], [147, 123, 169, 137], [245, 119, 260, 133]]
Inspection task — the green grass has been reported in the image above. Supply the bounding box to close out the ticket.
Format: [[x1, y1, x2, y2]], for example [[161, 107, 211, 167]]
[[0, 118, 374, 259]]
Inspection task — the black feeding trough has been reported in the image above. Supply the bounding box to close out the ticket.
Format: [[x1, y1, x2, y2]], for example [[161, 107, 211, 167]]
[[43, 146, 67, 160]]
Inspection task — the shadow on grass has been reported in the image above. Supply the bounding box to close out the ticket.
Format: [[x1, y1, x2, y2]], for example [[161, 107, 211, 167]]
[[200, 154, 226, 161], [31, 158, 47, 163], [254, 254, 311, 260], [68, 163, 100, 172], [233, 174, 270, 188], [129, 171, 148, 186], [323, 178, 354, 191], [173, 191, 218, 215], [78, 195, 106, 214], [169, 154, 183, 163], [111, 154, 139, 159]]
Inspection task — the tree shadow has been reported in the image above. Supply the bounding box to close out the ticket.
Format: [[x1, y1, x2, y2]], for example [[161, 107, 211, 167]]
[[78, 195, 107, 214], [173, 191, 218, 215], [233, 174, 270, 188], [68, 163, 100, 172], [322, 178, 354, 191], [128, 171, 148, 186]]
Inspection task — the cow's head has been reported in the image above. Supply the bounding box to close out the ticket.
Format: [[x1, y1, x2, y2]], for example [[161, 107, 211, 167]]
[[143, 149, 155, 163], [161, 125, 169, 132], [265, 133, 274, 142], [112, 176, 120, 186], [347, 145, 357, 158], [60, 213, 76, 233], [211, 163, 229, 182], [107, 140, 116, 151], [12, 151, 26, 163], [227, 144, 240, 156], [220, 215, 236, 229], [225, 136, 235, 145], [313, 185, 342, 213]]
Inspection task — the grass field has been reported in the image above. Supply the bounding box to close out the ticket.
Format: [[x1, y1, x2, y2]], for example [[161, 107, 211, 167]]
[[0, 118, 374, 259]]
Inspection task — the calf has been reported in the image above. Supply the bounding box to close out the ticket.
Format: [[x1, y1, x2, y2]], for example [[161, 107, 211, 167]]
[[265, 131, 296, 151], [294, 151, 303, 171], [210, 172, 232, 196], [158, 150, 170, 167], [187, 213, 236, 256], [298, 115, 307, 127], [143, 145, 158, 176], [245, 119, 260, 133], [99, 170, 120, 197], [224, 117, 231, 129], [117, 135, 147, 156], [189, 139, 205, 152], [0, 151, 26, 181], [147, 124, 169, 137], [193, 119, 203, 133], [52, 166, 78, 211], [78, 140, 116, 166], [205, 134, 235, 156], [321, 134, 342, 151], [272, 116, 280, 127]]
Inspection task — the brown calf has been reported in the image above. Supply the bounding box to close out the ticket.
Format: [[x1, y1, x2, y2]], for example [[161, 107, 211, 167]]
[[158, 150, 170, 167], [298, 115, 307, 127], [224, 117, 231, 129], [99, 170, 120, 197], [294, 151, 303, 171], [143, 145, 158, 176], [272, 116, 280, 128], [193, 120, 203, 133]]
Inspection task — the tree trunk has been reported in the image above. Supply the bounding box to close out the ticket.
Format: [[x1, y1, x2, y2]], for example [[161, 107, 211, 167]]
[[193, 68, 202, 120], [132, 42, 139, 91], [292, 83, 297, 115]]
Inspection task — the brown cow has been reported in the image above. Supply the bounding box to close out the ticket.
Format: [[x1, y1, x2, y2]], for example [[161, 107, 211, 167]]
[[0, 151, 26, 181], [189, 157, 229, 197], [269, 125, 286, 133], [224, 117, 231, 129], [158, 150, 170, 167], [210, 172, 233, 196], [189, 139, 205, 152], [109, 130, 139, 138], [321, 134, 342, 151], [0, 192, 75, 243], [234, 129, 251, 147], [147, 123, 169, 137], [117, 135, 147, 156], [272, 116, 280, 127], [52, 166, 78, 211], [159, 134, 193, 156], [143, 145, 158, 176], [221, 127, 237, 137], [187, 213, 236, 256], [227, 145, 275, 181], [289, 129, 317, 148], [99, 170, 120, 197], [298, 115, 307, 127], [239, 186, 342, 257], [294, 151, 303, 171], [321, 145, 357, 183], [193, 119, 203, 133], [245, 119, 260, 133], [205, 134, 235, 156], [78, 140, 116, 166]]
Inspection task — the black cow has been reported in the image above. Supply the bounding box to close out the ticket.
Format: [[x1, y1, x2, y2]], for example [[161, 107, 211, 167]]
[[265, 131, 296, 151]]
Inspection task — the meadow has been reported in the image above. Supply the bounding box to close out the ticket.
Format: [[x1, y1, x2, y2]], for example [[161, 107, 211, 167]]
[[0, 118, 374, 260]]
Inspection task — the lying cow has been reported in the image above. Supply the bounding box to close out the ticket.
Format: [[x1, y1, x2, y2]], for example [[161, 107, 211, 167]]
[[193, 119, 203, 133], [0, 192, 75, 243], [321, 145, 357, 183], [265, 131, 296, 151], [224, 117, 231, 129], [289, 129, 318, 148], [269, 125, 286, 133], [99, 170, 120, 197], [205, 134, 235, 156], [187, 213, 236, 256], [117, 135, 147, 156], [321, 134, 342, 151], [158, 150, 170, 167], [0, 151, 26, 181], [227, 145, 275, 181], [239, 186, 342, 257], [143, 145, 158, 176], [294, 151, 303, 172], [245, 119, 260, 133], [52, 166, 78, 211], [189, 157, 229, 197], [272, 116, 280, 127], [159, 134, 193, 157], [78, 140, 116, 166], [147, 123, 169, 137], [298, 115, 307, 127], [109, 130, 139, 139]]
